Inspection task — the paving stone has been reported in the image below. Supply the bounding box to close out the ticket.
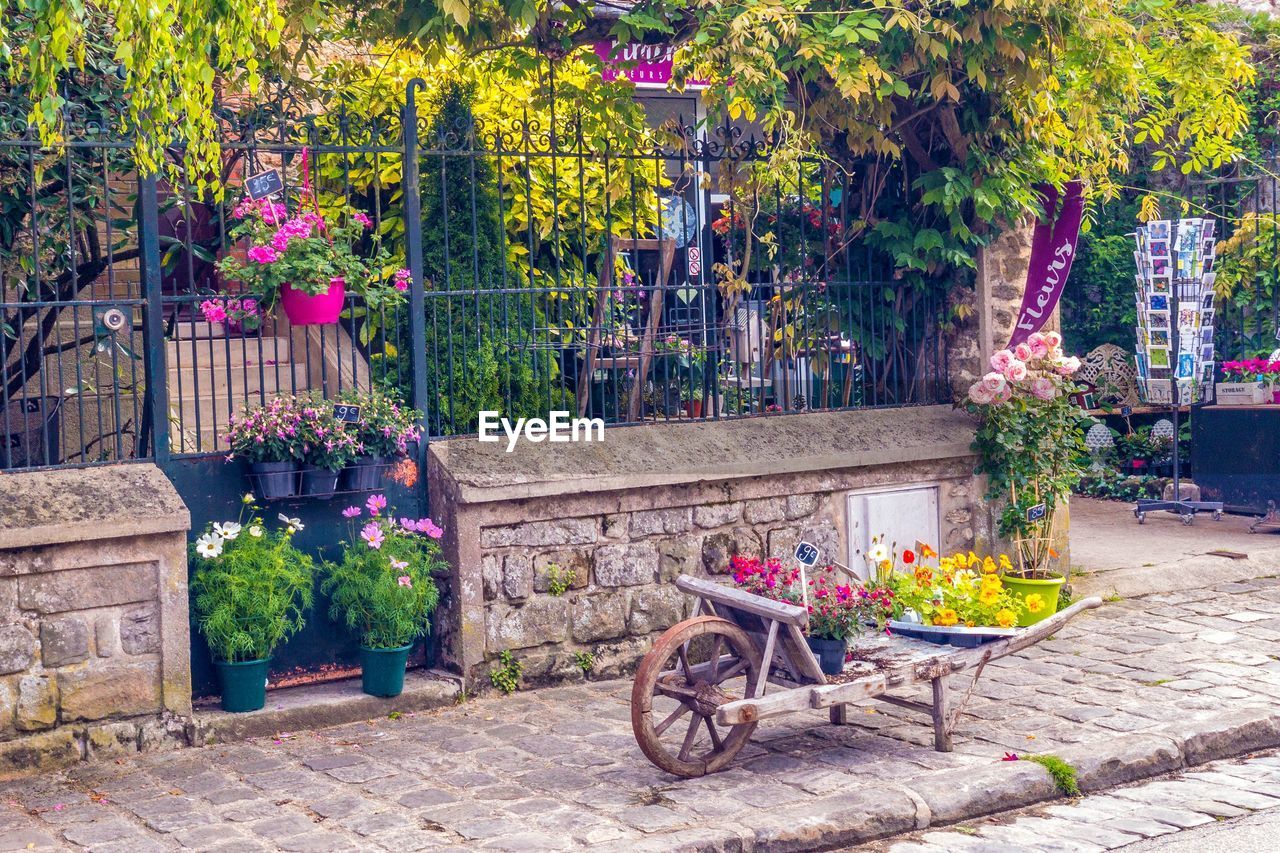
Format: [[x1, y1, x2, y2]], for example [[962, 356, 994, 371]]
[[1101, 816, 1180, 838]]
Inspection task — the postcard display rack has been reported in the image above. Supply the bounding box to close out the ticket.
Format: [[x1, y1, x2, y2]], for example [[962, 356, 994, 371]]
[[1130, 217, 1223, 525]]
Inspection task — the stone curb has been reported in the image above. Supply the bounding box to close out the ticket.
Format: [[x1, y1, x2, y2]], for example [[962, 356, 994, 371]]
[[190, 669, 461, 746], [643, 709, 1280, 852]]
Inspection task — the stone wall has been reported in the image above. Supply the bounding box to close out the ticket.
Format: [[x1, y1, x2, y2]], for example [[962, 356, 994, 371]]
[[428, 406, 987, 690], [0, 465, 191, 775]]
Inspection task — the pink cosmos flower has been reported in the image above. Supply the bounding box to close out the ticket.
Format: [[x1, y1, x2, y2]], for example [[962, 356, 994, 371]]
[[391, 558, 408, 571], [1004, 360, 1028, 382], [246, 245, 280, 264], [980, 371, 1006, 393], [1013, 343, 1033, 362], [397, 575, 412, 588], [342, 506, 362, 518], [360, 522, 385, 550], [416, 518, 443, 539], [990, 350, 1013, 372], [366, 494, 387, 516]]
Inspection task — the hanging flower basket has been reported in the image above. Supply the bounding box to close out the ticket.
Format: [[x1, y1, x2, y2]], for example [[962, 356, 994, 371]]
[[281, 277, 345, 326]]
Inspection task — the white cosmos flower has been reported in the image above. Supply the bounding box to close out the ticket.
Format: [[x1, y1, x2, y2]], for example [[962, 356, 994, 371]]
[[212, 522, 241, 540], [242, 492, 255, 504], [195, 533, 224, 559], [248, 525, 264, 538], [278, 514, 304, 531], [867, 543, 889, 563]]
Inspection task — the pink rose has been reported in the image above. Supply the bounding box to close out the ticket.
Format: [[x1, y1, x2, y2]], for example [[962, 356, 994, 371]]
[[993, 385, 1013, 403], [1030, 378, 1056, 400], [990, 350, 1013, 372], [1014, 343, 1033, 362], [1028, 336, 1049, 359], [1057, 356, 1081, 376], [981, 371, 1007, 393], [968, 382, 995, 405], [1045, 331, 1063, 349], [1004, 360, 1028, 382]]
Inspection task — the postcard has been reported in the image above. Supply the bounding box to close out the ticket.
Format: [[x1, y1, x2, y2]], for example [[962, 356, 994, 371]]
[[1149, 347, 1171, 369], [1177, 353, 1196, 379], [1150, 329, 1170, 348], [1150, 294, 1169, 312], [1149, 310, 1170, 330], [1148, 220, 1171, 241]]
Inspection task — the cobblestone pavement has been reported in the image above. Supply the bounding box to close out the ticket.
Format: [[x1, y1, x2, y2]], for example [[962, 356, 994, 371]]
[[5, 578, 1280, 852], [877, 752, 1280, 852]]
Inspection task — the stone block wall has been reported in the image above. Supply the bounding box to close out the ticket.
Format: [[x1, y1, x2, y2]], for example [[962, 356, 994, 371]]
[[429, 406, 987, 689], [0, 465, 191, 775]]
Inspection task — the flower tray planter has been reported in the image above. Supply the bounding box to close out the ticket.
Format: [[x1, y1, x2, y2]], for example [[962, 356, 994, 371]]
[[341, 455, 389, 491], [300, 466, 340, 499], [887, 621, 1017, 648]]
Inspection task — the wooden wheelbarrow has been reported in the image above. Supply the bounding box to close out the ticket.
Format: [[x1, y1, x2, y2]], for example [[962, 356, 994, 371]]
[[630, 574, 1102, 777]]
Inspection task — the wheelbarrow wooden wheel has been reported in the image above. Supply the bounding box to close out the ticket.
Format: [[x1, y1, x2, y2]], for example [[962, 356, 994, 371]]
[[631, 615, 763, 777]]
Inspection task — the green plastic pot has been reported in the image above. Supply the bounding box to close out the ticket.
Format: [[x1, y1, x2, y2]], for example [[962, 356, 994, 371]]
[[1000, 574, 1065, 627], [214, 658, 270, 712], [360, 644, 413, 698]]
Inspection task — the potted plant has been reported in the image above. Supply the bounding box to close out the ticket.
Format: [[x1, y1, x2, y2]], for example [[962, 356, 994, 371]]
[[199, 295, 263, 336], [226, 396, 306, 499], [190, 504, 314, 712], [334, 391, 423, 491], [1216, 359, 1269, 405], [802, 565, 882, 675], [296, 396, 358, 499], [216, 194, 404, 326], [322, 495, 446, 697], [965, 332, 1087, 621]]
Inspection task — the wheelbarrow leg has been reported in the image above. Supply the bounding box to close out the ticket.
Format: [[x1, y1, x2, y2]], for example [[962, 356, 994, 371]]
[[931, 675, 952, 752], [829, 704, 848, 726]]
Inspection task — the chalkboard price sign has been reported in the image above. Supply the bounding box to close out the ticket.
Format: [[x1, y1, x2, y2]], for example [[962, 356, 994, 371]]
[[794, 541, 821, 567], [245, 169, 284, 201], [333, 404, 362, 424]]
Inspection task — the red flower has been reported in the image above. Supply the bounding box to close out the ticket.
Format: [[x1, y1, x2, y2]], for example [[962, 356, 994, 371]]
[[902, 550, 915, 565]]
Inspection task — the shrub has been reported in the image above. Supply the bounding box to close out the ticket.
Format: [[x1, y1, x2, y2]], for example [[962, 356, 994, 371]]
[[190, 509, 314, 663], [321, 495, 447, 649]]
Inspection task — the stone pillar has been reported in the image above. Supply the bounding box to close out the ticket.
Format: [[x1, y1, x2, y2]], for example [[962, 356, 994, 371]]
[[0, 464, 191, 775], [974, 219, 1071, 574]]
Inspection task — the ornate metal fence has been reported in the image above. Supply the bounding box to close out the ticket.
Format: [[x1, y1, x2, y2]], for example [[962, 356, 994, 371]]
[[0, 76, 949, 472]]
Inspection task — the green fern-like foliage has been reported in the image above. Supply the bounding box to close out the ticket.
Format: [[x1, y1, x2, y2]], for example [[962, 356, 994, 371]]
[[190, 520, 314, 663], [322, 507, 447, 649]]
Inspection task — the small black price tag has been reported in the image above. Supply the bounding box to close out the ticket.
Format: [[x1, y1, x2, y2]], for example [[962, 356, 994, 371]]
[[245, 169, 284, 201], [333, 404, 362, 424], [1026, 502, 1047, 523], [794, 541, 821, 567]]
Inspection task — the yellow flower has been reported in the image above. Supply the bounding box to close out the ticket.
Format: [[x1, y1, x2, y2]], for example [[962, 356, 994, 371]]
[[978, 587, 1002, 605], [999, 554, 1013, 572], [995, 608, 1017, 628], [967, 551, 980, 568], [1024, 593, 1045, 614], [966, 620, 976, 628], [933, 608, 959, 627], [981, 557, 998, 575], [980, 574, 1003, 592]]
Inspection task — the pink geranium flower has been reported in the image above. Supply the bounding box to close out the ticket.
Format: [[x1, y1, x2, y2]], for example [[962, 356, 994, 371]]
[[246, 245, 279, 264]]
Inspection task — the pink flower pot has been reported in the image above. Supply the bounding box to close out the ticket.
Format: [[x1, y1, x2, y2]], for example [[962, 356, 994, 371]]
[[280, 278, 345, 326]]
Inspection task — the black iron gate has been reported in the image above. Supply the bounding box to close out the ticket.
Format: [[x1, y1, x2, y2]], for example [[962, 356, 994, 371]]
[[3, 71, 949, 689]]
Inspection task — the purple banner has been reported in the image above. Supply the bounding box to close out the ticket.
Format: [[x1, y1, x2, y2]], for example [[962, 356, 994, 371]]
[[1008, 181, 1085, 348], [593, 41, 708, 89]]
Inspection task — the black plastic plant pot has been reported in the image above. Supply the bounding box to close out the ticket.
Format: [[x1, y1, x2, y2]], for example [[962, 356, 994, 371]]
[[805, 636, 847, 676], [250, 461, 298, 500], [300, 466, 340, 499], [341, 455, 388, 492]]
